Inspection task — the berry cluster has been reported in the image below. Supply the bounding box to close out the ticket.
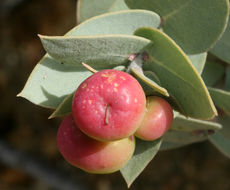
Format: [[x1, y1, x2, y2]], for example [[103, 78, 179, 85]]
[[57, 69, 173, 174]]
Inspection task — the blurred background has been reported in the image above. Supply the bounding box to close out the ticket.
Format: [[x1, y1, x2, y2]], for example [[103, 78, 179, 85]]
[[0, 0, 230, 189]]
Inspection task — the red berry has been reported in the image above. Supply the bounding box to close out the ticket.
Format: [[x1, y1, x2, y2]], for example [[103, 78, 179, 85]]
[[135, 96, 173, 141], [57, 115, 135, 174], [72, 69, 146, 141]]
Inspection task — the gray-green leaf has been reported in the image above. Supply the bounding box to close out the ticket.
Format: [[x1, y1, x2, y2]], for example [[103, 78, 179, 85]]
[[120, 138, 162, 188], [125, 0, 229, 54], [130, 67, 169, 97], [225, 66, 230, 91], [39, 34, 151, 68], [163, 130, 209, 144], [188, 53, 207, 75], [211, 17, 230, 64], [18, 10, 161, 108], [17, 57, 92, 108], [73, 9, 161, 36], [208, 87, 230, 115], [49, 92, 74, 118], [209, 131, 230, 158], [202, 61, 225, 87], [77, 0, 129, 23], [171, 113, 222, 132], [135, 27, 217, 119]]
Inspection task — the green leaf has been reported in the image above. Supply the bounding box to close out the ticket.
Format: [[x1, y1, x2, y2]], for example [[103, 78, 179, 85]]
[[18, 10, 161, 108], [73, 10, 161, 36], [120, 138, 162, 188], [135, 27, 217, 119], [130, 68, 169, 97], [125, 0, 229, 54], [77, 0, 129, 23], [208, 87, 230, 115], [209, 116, 230, 158], [211, 17, 230, 64], [17, 56, 92, 108], [49, 93, 74, 118], [218, 116, 230, 139], [201, 61, 225, 87], [163, 130, 209, 144], [160, 141, 192, 151], [209, 131, 230, 158], [188, 53, 207, 75], [171, 113, 222, 132], [39, 35, 151, 68], [225, 66, 230, 91]]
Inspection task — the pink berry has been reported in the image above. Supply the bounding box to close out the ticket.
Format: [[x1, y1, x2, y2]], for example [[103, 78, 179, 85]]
[[72, 69, 146, 141], [57, 115, 135, 174], [135, 96, 173, 141]]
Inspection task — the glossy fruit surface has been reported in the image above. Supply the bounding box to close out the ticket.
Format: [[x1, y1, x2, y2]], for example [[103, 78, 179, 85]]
[[72, 69, 146, 141], [57, 115, 135, 174], [135, 96, 173, 141]]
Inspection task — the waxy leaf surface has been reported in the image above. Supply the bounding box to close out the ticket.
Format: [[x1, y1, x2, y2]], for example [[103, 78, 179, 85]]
[[134, 27, 217, 119]]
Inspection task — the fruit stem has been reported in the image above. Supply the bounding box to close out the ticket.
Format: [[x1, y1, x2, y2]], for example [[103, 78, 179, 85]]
[[105, 104, 110, 125], [82, 62, 98, 73]]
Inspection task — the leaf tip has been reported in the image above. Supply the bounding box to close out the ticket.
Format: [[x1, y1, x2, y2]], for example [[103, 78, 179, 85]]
[[37, 34, 49, 41], [37, 34, 43, 39], [16, 92, 22, 97], [48, 114, 55, 119]]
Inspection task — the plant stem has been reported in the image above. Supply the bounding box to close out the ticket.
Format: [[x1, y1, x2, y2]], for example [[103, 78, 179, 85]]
[[82, 62, 98, 73]]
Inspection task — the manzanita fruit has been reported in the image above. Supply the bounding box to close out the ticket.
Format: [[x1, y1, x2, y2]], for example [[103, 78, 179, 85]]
[[72, 69, 146, 141], [57, 115, 135, 174], [135, 96, 173, 141]]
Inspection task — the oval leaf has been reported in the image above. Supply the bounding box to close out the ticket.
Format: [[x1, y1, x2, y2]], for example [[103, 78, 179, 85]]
[[39, 34, 151, 68], [225, 66, 230, 91], [125, 0, 229, 54], [211, 18, 230, 64], [120, 138, 162, 188], [188, 53, 207, 75], [17, 56, 92, 108], [49, 92, 74, 118], [202, 62, 225, 87], [209, 131, 230, 158], [160, 141, 193, 151], [163, 130, 209, 144], [19, 10, 160, 108], [130, 67, 169, 96], [77, 0, 129, 23], [73, 10, 161, 36], [208, 87, 230, 115], [218, 116, 230, 139], [171, 113, 222, 132], [134, 27, 217, 119]]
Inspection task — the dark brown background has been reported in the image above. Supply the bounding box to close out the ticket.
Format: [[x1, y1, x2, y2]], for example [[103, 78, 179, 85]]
[[0, 0, 230, 189]]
